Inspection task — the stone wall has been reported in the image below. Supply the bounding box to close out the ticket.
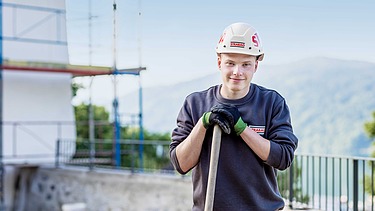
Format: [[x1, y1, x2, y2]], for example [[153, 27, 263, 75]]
[[13, 166, 193, 211]]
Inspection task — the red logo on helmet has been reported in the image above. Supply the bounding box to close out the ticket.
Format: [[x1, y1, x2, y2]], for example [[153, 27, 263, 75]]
[[252, 33, 260, 47], [230, 41, 245, 48], [218, 32, 226, 44]]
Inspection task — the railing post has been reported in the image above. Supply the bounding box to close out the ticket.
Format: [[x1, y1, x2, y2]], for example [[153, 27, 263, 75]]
[[89, 139, 95, 170], [57, 122, 62, 141], [353, 159, 358, 211], [13, 122, 17, 157], [55, 139, 60, 168], [131, 143, 135, 173], [289, 161, 294, 208]]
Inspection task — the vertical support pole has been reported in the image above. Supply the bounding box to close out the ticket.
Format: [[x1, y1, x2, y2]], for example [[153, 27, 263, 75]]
[[137, 0, 144, 171], [89, 139, 95, 170], [138, 76, 143, 170], [362, 161, 365, 211], [347, 159, 349, 211], [325, 157, 328, 211], [57, 122, 62, 142], [353, 159, 358, 211], [371, 161, 374, 211], [300, 156, 303, 201], [306, 156, 309, 206], [88, 0, 93, 66], [88, 0, 95, 170], [339, 158, 342, 211], [312, 157, 315, 208], [332, 158, 335, 211], [112, 0, 121, 168], [89, 78, 95, 170], [319, 156, 322, 209], [113, 96, 121, 167], [289, 161, 294, 208], [0, 1, 4, 209], [12, 123, 16, 156], [55, 139, 60, 168]]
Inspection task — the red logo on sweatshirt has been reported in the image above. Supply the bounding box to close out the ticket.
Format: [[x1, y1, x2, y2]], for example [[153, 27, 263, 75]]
[[249, 125, 265, 135]]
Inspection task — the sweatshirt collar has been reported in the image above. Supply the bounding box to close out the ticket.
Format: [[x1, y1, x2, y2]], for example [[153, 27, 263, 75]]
[[215, 83, 255, 105]]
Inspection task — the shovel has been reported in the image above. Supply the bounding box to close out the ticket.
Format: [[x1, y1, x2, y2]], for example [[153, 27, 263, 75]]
[[204, 124, 222, 211]]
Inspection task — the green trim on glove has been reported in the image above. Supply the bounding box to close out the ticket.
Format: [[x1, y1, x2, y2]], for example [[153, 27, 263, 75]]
[[234, 117, 247, 136], [202, 112, 212, 129]]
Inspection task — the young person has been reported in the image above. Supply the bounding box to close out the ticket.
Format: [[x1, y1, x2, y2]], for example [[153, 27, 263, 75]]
[[170, 22, 298, 210]]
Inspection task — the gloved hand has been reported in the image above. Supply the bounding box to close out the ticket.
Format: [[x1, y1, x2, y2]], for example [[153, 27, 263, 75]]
[[211, 104, 247, 136], [202, 111, 231, 134]]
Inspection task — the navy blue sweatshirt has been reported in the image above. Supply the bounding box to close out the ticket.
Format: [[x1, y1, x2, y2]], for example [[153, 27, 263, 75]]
[[170, 84, 298, 211]]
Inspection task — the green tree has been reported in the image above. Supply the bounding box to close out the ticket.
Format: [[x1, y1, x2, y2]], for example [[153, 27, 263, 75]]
[[73, 103, 172, 170], [74, 103, 112, 141], [364, 111, 375, 194], [121, 127, 170, 140], [74, 103, 171, 141], [365, 111, 375, 158], [72, 82, 84, 97], [365, 111, 375, 139], [119, 126, 171, 170]]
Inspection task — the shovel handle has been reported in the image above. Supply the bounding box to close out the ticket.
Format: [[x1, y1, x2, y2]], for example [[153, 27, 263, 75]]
[[204, 125, 222, 211]]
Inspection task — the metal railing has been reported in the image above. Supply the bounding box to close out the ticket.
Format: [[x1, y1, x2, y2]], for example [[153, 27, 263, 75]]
[[56, 139, 375, 210], [2, 121, 76, 160], [278, 154, 375, 211], [56, 139, 174, 173], [1, 120, 110, 161]]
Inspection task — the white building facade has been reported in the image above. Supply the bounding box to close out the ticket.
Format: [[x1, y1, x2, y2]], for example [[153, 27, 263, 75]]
[[1, 0, 76, 164]]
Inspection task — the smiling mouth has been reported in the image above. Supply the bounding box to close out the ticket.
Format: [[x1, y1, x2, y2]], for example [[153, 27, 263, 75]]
[[230, 78, 244, 81]]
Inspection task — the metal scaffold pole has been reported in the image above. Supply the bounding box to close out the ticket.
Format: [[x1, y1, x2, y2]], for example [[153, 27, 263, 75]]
[[0, 0, 4, 209], [112, 0, 121, 167], [138, 75, 144, 169], [88, 0, 96, 170], [137, 0, 144, 170], [108, 0, 146, 170]]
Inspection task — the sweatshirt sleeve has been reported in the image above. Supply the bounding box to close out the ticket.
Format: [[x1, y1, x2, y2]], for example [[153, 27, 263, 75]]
[[169, 98, 195, 175], [265, 99, 298, 170]]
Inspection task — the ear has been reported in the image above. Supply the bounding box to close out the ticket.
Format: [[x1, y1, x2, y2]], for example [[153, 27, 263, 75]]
[[254, 60, 259, 73], [217, 55, 222, 70]]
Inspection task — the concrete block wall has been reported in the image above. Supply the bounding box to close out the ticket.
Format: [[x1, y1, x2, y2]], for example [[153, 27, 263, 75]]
[[12, 166, 193, 211]]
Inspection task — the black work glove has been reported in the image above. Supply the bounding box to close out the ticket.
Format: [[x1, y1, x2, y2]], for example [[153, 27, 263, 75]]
[[202, 111, 231, 134], [211, 104, 247, 136]]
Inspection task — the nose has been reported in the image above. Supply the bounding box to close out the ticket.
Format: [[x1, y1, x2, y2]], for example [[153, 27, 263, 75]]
[[232, 65, 243, 76]]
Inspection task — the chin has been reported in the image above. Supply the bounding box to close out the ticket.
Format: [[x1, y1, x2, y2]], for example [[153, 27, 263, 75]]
[[229, 85, 250, 93], [228, 84, 243, 90]]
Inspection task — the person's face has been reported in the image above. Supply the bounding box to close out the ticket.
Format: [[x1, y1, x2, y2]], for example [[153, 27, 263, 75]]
[[217, 53, 258, 99]]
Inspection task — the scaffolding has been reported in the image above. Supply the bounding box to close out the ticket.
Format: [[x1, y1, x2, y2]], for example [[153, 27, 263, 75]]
[[0, 0, 146, 208]]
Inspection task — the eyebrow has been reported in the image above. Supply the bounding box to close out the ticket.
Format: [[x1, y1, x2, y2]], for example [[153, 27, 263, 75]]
[[224, 59, 253, 63]]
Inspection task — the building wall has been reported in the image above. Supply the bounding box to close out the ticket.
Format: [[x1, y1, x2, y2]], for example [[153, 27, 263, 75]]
[[2, 0, 68, 63], [2, 71, 76, 163], [12, 166, 193, 211], [1, 0, 76, 164]]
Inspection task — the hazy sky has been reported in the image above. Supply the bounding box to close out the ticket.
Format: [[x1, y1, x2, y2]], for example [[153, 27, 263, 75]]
[[66, 0, 375, 105]]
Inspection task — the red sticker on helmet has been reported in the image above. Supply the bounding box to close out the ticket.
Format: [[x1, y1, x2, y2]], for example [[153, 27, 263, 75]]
[[218, 32, 226, 44], [230, 41, 245, 48], [252, 33, 260, 47]]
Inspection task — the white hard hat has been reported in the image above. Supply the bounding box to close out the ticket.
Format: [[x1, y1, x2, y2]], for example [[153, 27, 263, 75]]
[[216, 22, 264, 61]]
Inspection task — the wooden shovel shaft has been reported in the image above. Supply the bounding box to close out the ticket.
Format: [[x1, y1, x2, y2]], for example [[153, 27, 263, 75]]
[[204, 125, 222, 211]]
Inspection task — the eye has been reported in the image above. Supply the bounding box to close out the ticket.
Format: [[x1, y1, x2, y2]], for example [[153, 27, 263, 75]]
[[243, 63, 251, 68], [225, 62, 235, 67]]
